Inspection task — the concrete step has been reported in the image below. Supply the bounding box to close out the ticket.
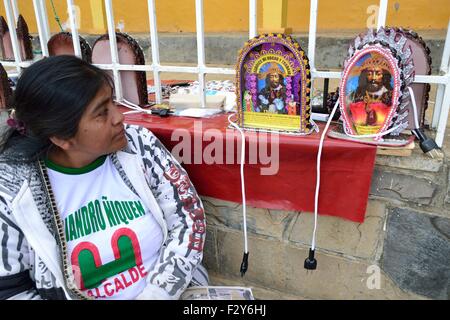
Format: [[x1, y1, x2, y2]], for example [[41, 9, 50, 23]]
[[203, 193, 449, 299]]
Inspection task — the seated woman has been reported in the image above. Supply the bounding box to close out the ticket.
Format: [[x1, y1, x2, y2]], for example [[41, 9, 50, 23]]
[[0, 55, 207, 300]]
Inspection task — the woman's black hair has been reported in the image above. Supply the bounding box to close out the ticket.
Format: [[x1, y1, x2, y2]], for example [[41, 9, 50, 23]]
[[2, 55, 113, 161]]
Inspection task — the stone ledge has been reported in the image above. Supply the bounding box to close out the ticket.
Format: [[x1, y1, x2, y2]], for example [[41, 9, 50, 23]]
[[370, 168, 438, 205], [382, 207, 450, 300], [212, 228, 422, 299], [288, 200, 387, 260], [375, 147, 444, 173], [202, 196, 297, 240]]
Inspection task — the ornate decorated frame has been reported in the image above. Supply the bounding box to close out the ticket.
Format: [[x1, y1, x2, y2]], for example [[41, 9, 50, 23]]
[[394, 27, 432, 128], [48, 32, 93, 63], [339, 45, 402, 136], [93, 32, 148, 106], [235, 34, 311, 133]]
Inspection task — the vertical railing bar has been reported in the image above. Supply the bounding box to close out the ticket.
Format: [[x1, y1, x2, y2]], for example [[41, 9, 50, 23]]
[[3, 0, 21, 73], [104, 0, 123, 101], [308, 0, 318, 104], [249, 0, 257, 39], [195, 0, 206, 108], [308, 0, 318, 72], [32, 0, 49, 57], [322, 78, 329, 110], [39, 0, 51, 42], [432, 86, 445, 129], [377, 0, 388, 30], [432, 20, 450, 128], [434, 78, 450, 147], [11, 0, 19, 22], [438, 21, 450, 74], [147, 0, 162, 104], [67, 0, 82, 58]]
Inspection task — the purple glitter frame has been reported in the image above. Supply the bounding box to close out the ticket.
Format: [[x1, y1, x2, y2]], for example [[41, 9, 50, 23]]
[[235, 34, 311, 132]]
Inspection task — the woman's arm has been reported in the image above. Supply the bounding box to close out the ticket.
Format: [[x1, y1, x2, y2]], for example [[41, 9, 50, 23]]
[[128, 126, 206, 299], [0, 194, 41, 300]]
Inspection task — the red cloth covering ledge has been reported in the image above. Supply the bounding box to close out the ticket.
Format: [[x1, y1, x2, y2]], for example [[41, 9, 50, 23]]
[[122, 106, 377, 223]]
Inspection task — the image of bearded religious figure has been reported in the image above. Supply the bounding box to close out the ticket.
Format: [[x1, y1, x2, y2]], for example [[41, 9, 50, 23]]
[[257, 62, 287, 114], [348, 56, 393, 129]]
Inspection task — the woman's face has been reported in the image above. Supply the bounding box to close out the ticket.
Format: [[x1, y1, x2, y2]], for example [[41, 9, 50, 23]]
[[69, 84, 127, 158]]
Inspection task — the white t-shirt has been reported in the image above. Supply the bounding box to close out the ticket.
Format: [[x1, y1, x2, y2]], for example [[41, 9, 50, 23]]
[[46, 155, 163, 300]]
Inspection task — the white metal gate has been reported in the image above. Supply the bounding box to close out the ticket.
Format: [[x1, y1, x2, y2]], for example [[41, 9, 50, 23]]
[[2, 0, 449, 146]]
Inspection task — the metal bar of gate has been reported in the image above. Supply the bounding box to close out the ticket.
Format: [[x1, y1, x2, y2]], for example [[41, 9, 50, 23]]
[[376, 0, 388, 30], [104, 0, 123, 101], [32, 0, 49, 57], [147, 0, 162, 104], [11, 0, 19, 22], [67, 0, 82, 59], [3, 0, 22, 73], [249, 0, 257, 39], [432, 20, 450, 129], [195, 0, 207, 108]]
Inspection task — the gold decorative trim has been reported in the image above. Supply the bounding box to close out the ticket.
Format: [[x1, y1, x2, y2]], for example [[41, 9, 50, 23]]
[[235, 33, 312, 133]]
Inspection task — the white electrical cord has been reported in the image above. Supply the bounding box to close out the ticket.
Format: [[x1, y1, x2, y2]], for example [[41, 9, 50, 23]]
[[117, 98, 153, 115], [227, 113, 249, 257], [119, 88, 420, 267], [121, 89, 419, 255], [157, 86, 419, 271], [311, 86, 423, 251], [311, 99, 340, 250], [226, 103, 339, 257], [408, 86, 420, 129]]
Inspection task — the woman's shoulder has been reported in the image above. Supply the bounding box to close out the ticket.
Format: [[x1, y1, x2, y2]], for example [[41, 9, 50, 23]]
[[0, 158, 33, 197], [124, 124, 156, 140], [121, 125, 171, 169], [123, 124, 159, 152]]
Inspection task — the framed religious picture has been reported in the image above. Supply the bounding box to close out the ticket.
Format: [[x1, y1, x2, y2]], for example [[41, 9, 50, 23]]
[[339, 45, 401, 136], [235, 34, 312, 133], [329, 28, 417, 147]]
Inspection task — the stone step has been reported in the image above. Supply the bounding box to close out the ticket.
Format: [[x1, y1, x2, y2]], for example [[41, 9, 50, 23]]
[[204, 225, 423, 299], [203, 196, 449, 299]]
